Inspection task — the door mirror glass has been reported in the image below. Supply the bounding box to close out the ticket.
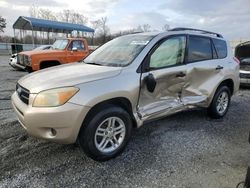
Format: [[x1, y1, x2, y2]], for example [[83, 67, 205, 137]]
[[72, 47, 78, 51], [150, 36, 186, 69]]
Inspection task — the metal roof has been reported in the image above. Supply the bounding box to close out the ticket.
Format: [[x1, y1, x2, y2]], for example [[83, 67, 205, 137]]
[[13, 16, 94, 33]]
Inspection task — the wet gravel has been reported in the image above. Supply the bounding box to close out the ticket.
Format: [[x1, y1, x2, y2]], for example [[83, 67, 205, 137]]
[[0, 55, 250, 188]]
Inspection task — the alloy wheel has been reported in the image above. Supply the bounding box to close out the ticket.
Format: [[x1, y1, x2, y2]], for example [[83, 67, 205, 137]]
[[94, 117, 126, 153]]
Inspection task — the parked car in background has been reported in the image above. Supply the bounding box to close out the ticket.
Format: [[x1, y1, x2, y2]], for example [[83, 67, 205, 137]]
[[9, 45, 52, 70], [235, 41, 250, 85], [11, 28, 239, 161], [17, 38, 91, 72]]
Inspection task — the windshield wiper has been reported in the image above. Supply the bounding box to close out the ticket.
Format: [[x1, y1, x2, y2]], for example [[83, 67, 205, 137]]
[[85, 62, 103, 66]]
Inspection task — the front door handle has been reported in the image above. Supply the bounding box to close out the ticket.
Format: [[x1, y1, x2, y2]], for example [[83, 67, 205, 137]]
[[216, 65, 224, 70], [176, 72, 186, 77]]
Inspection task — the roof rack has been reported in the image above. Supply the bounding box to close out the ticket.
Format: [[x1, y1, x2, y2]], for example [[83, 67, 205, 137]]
[[169, 27, 223, 38]]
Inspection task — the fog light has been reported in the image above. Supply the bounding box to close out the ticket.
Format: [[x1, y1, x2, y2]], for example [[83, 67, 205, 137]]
[[50, 128, 57, 136]]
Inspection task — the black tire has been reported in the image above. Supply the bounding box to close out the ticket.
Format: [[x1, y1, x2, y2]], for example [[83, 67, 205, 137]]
[[25, 66, 33, 73], [208, 86, 231, 119], [78, 105, 132, 161]]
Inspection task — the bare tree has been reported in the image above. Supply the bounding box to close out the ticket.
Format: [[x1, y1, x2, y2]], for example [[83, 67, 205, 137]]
[[60, 10, 87, 24], [0, 16, 6, 33], [60, 9, 71, 23], [91, 20, 101, 31], [29, 4, 39, 18], [90, 19, 101, 44], [136, 24, 151, 32], [29, 5, 57, 21], [136, 25, 143, 32], [38, 9, 57, 21], [99, 17, 110, 43], [71, 13, 88, 24], [162, 24, 170, 31], [142, 24, 151, 32]]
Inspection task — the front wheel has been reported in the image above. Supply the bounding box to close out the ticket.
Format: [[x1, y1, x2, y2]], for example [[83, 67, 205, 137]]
[[78, 106, 132, 161], [25, 66, 33, 73], [208, 86, 231, 119]]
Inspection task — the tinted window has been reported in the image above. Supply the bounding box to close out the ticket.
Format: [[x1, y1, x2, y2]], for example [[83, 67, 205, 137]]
[[212, 39, 227, 58], [188, 36, 212, 62], [150, 36, 186, 69]]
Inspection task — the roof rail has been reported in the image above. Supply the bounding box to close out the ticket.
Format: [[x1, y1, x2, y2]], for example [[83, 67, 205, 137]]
[[169, 27, 223, 38]]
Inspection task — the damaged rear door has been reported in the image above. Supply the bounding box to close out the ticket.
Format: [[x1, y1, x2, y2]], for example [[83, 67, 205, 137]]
[[138, 35, 187, 121], [182, 35, 227, 106]]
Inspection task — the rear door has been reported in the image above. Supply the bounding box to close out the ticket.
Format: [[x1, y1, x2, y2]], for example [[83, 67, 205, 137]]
[[67, 40, 88, 63], [138, 35, 187, 121], [182, 36, 227, 106]]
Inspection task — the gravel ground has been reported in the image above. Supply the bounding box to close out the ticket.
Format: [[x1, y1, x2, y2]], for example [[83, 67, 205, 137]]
[[0, 55, 250, 188]]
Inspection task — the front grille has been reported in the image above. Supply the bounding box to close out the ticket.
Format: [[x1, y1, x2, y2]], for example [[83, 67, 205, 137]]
[[16, 83, 30, 105], [18, 54, 24, 65], [16, 55, 20, 63], [17, 54, 29, 65], [24, 55, 29, 65], [240, 73, 250, 79]]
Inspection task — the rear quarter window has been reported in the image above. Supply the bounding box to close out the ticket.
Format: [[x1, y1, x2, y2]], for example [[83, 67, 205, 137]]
[[188, 36, 213, 62], [212, 39, 227, 58]]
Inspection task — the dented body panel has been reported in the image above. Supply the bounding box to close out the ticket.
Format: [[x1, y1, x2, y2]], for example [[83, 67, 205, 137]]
[[138, 65, 186, 121]]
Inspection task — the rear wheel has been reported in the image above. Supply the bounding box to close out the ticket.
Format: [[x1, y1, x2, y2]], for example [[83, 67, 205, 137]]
[[78, 105, 132, 161], [208, 86, 231, 119]]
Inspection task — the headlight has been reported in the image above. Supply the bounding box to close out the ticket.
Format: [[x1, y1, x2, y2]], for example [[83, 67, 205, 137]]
[[33, 87, 79, 107], [28, 56, 32, 63], [26, 56, 32, 66]]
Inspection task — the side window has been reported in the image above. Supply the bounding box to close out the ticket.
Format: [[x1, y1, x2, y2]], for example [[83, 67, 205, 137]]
[[212, 39, 227, 58], [150, 36, 186, 69], [188, 36, 212, 62], [69, 41, 85, 51]]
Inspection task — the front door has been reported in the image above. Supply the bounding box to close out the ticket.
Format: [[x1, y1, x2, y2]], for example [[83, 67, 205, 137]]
[[138, 35, 187, 121], [67, 40, 88, 63]]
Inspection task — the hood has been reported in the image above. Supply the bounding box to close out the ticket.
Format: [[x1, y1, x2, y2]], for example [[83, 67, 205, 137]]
[[19, 49, 62, 56], [18, 63, 122, 93]]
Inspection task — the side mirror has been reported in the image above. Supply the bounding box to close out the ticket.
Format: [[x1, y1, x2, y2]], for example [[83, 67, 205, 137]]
[[72, 47, 78, 51], [145, 73, 156, 93]]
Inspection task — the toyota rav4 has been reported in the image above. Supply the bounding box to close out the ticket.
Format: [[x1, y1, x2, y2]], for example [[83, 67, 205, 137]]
[[11, 28, 240, 161]]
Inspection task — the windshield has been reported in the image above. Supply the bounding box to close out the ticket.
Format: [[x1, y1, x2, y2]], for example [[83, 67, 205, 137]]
[[33, 45, 51, 51], [84, 35, 154, 67], [52, 39, 68, 50]]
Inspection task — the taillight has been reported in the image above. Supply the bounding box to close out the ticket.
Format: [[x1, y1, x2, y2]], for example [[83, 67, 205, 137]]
[[233, 57, 240, 64]]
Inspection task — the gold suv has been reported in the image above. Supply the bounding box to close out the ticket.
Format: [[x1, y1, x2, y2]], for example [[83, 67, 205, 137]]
[[12, 28, 239, 161]]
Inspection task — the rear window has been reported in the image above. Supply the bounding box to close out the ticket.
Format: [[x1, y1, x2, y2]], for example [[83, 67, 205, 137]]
[[212, 39, 227, 58], [188, 36, 212, 62]]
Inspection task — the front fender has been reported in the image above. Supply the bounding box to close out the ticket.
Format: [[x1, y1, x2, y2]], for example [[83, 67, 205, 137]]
[[69, 71, 141, 114]]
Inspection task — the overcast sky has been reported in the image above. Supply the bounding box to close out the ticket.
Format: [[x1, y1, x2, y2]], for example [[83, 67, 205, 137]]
[[0, 0, 249, 39]]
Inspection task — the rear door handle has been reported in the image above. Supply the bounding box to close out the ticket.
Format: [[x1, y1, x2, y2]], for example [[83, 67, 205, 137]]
[[176, 72, 186, 77], [216, 65, 224, 70]]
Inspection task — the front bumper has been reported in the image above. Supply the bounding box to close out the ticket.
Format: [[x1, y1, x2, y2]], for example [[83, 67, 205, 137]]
[[9, 59, 25, 70], [11, 91, 90, 144]]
